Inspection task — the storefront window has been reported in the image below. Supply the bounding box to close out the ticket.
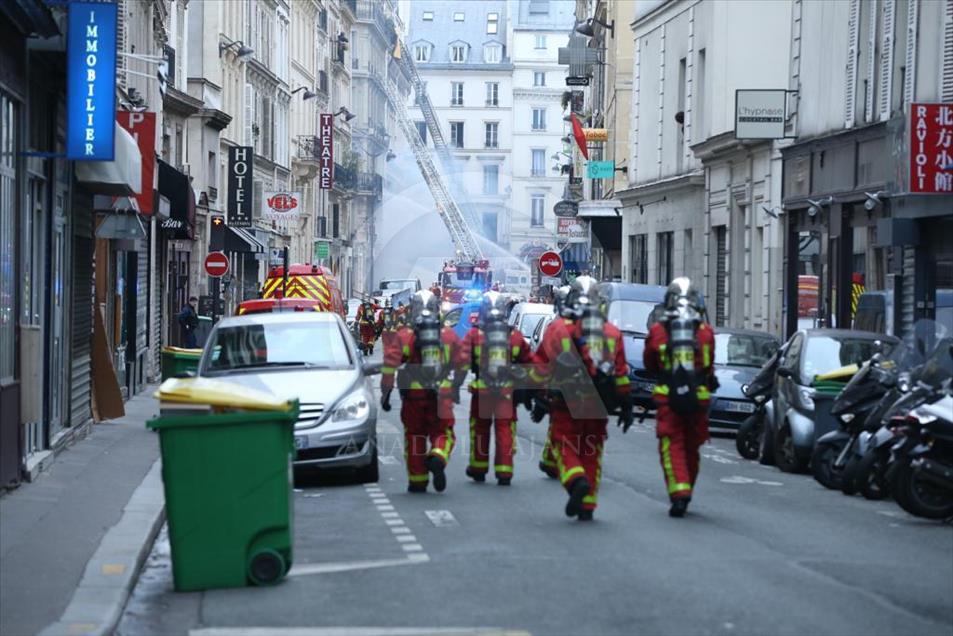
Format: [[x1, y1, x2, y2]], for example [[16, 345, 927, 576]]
[[0, 94, 17, 381], [797, 230, 822, 330]]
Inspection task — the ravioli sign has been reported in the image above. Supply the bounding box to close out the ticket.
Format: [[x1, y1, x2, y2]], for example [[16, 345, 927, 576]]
[[66, 2, 118, 160]]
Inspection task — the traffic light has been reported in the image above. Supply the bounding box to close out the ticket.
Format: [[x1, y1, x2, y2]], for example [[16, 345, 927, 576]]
[[209, 214, 225, 251]]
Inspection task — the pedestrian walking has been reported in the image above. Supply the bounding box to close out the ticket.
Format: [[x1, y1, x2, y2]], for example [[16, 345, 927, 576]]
[[643, 277, 716, 517], [178, 296, 199, 348], [380, 290, 466, 493]]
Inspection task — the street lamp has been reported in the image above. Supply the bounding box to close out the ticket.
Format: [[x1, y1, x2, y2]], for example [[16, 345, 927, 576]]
[[218, 37, 254, 60], [575, 17, 615, 39], [291, 86, 318, 100]]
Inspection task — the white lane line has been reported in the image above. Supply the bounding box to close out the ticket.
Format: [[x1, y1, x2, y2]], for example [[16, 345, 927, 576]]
[[364, 484, 431, 564], [287, 557, 427, 577], [190, 625, 525, 636]]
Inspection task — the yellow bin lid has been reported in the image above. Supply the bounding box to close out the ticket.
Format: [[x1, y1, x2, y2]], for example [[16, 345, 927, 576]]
[[814, 364, 859, 382], [155, 377, 294, 412]]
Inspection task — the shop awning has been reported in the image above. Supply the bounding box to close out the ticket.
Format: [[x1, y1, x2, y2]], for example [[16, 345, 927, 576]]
[[157, 159, 195, 241], [225, 226, 266, 253], [75, 124, 142, 196], [95, 213, 146, 240], [577, 199, 622, 218]]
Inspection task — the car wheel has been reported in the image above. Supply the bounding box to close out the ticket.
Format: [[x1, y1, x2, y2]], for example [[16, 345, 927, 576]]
[[355, 439, 379, 484], [759, 419, 776, 466], [735, 414, 762, 460], [811, 441, 845, 489], [774, 423, 808, 473]]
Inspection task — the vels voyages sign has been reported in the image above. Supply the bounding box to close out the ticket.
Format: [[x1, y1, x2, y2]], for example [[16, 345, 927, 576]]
[[227, 146, 253, 227]]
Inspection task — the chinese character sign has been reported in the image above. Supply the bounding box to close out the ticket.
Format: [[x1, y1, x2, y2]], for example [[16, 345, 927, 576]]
[[910, 103, 953, 194]]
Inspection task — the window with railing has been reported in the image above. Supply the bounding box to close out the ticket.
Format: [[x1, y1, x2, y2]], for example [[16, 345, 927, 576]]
[[485, 82, 499, 106], [531, 149, 545, 176], [451, 82, 464, 106], [450, 122, 464, 148], [532, 107, 546, 131]]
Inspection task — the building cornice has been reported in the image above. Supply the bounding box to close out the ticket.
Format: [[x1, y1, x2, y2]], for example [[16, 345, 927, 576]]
[[691, 130, 770, 162], [615, 171, 705, 202], [418, 63, 516, 72], [200, 108, 233, 131], [163, 86, 204, 116], [513, 87, 562, 100]]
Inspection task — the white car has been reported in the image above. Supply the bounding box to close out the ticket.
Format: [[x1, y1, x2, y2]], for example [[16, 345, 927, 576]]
[[508, 302, 555, 340], [199, 312, 380, 482]]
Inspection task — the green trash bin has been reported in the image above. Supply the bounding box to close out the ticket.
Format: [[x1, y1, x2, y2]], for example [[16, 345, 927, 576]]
[[160, 346, 203, 381], [149, 378, 299, 592]]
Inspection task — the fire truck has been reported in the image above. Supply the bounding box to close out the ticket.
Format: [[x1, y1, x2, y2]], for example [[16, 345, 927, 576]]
[[237, 264, 345, 316], [437, 260, 492, 304]]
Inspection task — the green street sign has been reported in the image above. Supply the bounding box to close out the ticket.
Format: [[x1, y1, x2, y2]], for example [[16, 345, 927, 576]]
[[314, 241, 330, 260], [586, 160, 615, 179]]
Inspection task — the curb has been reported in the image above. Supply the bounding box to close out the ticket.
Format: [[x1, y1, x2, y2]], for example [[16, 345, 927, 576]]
[[39, 458, 165, 636]]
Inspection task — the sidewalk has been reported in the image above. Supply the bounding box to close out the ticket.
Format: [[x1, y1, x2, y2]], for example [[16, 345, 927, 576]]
[[0, 387, 164, 636]]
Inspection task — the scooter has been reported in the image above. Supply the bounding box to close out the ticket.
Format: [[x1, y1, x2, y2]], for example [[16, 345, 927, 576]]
[[812, 348, 895, 490], [736, 345, 785, 461]]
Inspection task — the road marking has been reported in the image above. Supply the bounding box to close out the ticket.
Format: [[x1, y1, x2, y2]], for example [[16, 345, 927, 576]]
[[378, 456, 399, 465], [720, 475, 783, 486], [391, 527, 411, 534], [363, 483, 432, 565], [381, 511, 400, 518], [402, 544, 424, 552], [424, 509, 459, 527], [287, 557, 428, 578], [395, 534, 418, 543], [385, 519, 404, 526], [376, 505, 395, 512], [190, 627, 525, 636]]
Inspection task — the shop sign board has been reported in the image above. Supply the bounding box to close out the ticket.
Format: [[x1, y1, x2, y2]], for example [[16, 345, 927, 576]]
[[910, 103, 953, 194], [227, 146, 253, 227], [67, 2, 118, 160]]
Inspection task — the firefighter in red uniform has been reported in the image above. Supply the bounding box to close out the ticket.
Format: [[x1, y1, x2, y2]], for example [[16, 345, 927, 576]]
[[531, 277, 633, 521], [378, 299, 400, 353], [381, 290, 466, 493], [356, 299, 380, 355], [531, 285, 573, 479], [460, 291, 534, 485], [643, 277, 715, 518]]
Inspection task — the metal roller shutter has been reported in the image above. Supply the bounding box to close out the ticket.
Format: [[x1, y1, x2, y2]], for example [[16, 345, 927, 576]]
[[715, 226, 727, 326], [899, 246, 916, 337], [70, 204, 94, 429]]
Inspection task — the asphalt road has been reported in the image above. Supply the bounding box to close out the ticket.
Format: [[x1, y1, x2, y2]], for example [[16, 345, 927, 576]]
[[118, 382, 953, 636]]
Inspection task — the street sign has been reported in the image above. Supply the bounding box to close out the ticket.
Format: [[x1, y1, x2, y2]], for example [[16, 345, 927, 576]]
[[586, 160, 615, 179], [314, 241, 330, 260], [566, 76, 590, 86], [204, 251, 229, 278], [557, 217, 589, 243], [538, 251, 563, 277], [553, 199, 578, 217]]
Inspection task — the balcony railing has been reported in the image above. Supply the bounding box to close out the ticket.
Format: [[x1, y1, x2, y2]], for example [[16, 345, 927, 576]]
[[357, 1, 396, 43], [296, 135, 320, 161], [355, 172, 383, 200], [333, 162, 356, 190]]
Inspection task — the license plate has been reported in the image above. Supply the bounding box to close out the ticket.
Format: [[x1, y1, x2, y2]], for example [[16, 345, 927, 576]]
[[636, 381, 655, 393], [294, 435, 309, 450], [725, 401, 756, 414]]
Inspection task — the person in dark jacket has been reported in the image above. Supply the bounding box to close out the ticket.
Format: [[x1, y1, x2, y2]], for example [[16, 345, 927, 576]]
[[178, 296, 199, 348]]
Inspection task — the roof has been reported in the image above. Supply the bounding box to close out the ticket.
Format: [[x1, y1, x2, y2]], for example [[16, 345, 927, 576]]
[[599, 283, 668, 302], [802, 328, 898, 341], [516, 302, 554, 314], [216, 311, 342, 328], [714, 327, 781, 341]]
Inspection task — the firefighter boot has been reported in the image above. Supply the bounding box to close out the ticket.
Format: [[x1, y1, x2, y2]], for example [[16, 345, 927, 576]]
[[497, 476, 511, 486], [465, 467, 486, 483], [408, 484, 428, 494], [669, 497, 690, 518], [577, 510, 594, 521], [539, 461, 558, 479], [426, 456, 447, 492], [565, 477, 591, 518]]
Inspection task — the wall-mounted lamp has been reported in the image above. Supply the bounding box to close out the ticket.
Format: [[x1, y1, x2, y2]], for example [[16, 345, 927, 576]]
[[334, 107, 356, 122], [635, 196, 667, 215], [807, 196, 834, 217], [863, 190, 888, 211], [575, 17, 615, 39], [761, 205, 782, 219], [291, 86, 318, 100], [219, 37, 254, 60]]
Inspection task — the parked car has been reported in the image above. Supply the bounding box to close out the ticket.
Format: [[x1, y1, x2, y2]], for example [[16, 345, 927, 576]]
[[530, 313, 557, 351], [708, 328, 781, 432], [598, 282, 668, 412], [198, 312, 381, 482], [508, 302, 555, 340], [767, 328, 897, 473]]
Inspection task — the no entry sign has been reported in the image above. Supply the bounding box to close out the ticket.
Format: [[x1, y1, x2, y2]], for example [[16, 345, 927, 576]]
[[538, 251, 563, 277], [205, 251, 230, 278]]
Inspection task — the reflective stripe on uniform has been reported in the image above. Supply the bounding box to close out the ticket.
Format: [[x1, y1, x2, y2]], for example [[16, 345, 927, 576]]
[[560, 338, 572, 353], [560, 465, 585, 486], [702, 343, 711, 368], [408, 473, 429, 483], [402, 345, 410, 357], [660, 436, 692, 495], [382, 366, 396, 375], [511, 345, 520, 358], [494, 464, 513, 474], [615, 376, 630, 387]]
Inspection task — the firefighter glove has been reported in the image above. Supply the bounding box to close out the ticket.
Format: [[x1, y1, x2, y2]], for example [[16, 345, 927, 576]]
[[380, 387, 392, 412], [617, 394, 634, 433], [708, 374, 721, 392], [530, 398, 549, 423]]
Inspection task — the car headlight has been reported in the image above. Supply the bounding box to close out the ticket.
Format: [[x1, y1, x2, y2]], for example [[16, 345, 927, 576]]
[[330, 390, 371, 423], [798, 386, 816, 410]]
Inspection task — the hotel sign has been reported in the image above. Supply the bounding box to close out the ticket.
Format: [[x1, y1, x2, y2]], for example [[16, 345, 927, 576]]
[[318, 114, 334, 190], [227, 146, 254, 227], [67, 2, 118, 160]]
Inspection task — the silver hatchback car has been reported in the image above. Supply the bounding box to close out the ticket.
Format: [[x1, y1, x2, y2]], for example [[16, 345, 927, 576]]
[[198, 312, 380, 482]]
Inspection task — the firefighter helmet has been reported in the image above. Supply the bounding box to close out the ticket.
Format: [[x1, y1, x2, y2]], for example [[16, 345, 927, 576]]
[[553, 285, 572, 317], [566, 276, 603, 318], [663, 277, 704, 319], [410, 290, 441, 325], [479, 291, 508, 324]]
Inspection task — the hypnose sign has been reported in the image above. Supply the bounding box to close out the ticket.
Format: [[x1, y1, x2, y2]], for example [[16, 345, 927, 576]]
[[67, 2, 118, 161]]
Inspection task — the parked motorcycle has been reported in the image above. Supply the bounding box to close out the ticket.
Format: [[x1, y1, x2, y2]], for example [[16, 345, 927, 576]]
[[889, 390, 953, 519], [736, 345, 785, 460], [812, 343, 897, 490]]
